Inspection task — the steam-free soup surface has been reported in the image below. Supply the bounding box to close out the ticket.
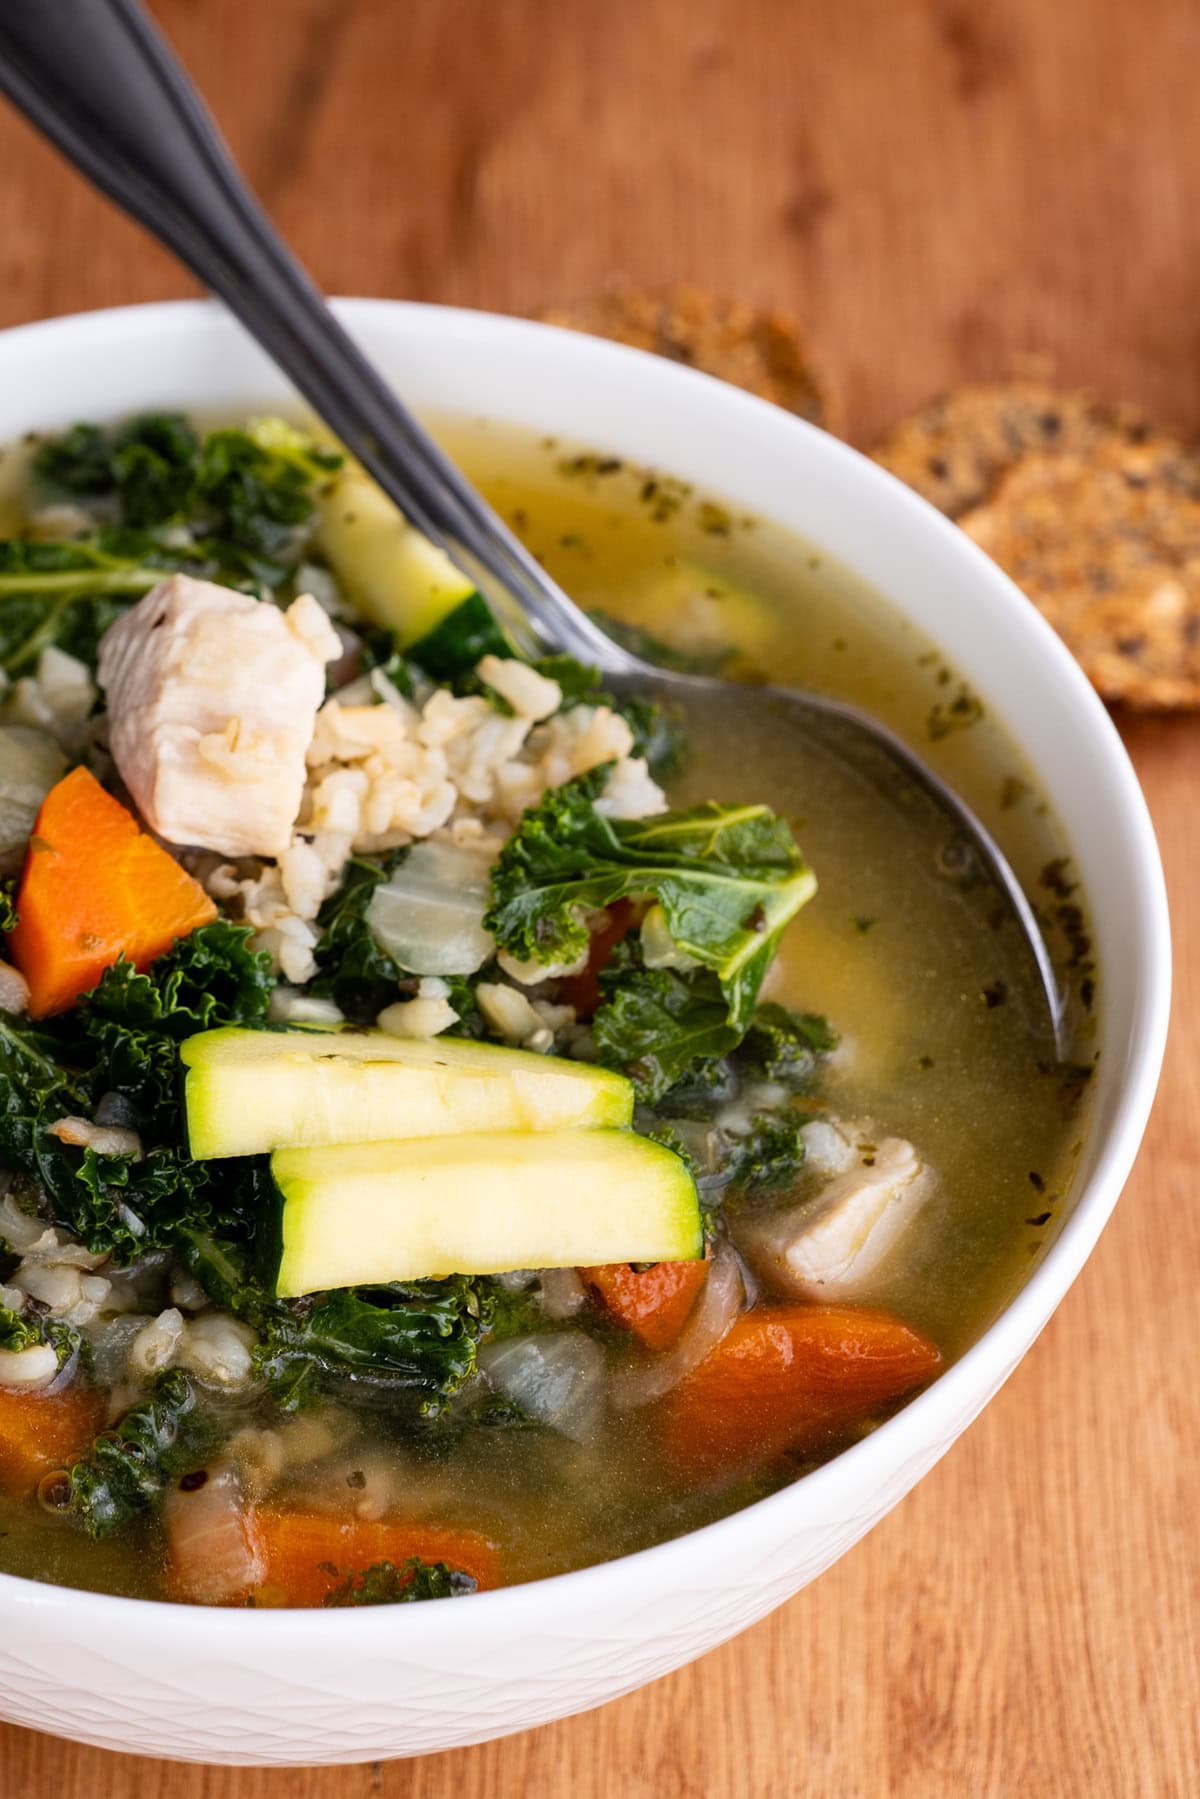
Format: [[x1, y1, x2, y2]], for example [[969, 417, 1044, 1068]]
[[0, 418, 1093, 1602]]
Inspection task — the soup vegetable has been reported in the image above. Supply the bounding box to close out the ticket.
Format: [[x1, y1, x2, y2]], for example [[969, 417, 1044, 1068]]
[[0, 414, 1091, 1607]]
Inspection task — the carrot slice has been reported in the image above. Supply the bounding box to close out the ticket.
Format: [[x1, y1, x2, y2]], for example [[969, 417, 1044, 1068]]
[[557, 898, 641, 1018], [251, 1508, 501, 1608], [663, 1303, 942, 1480], [8, 767, 216, 1017], [0, 1381, 105, 1496], [582, 1257, 709, 1350]]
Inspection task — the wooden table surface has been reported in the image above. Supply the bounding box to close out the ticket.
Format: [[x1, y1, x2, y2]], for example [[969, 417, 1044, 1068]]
[[2, 1, 1198, 1793]]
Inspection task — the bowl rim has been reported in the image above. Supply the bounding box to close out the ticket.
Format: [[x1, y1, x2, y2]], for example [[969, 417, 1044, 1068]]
[[0, 296, 1172, 1646]]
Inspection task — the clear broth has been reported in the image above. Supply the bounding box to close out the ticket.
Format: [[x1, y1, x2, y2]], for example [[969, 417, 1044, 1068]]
[[0, 422, 1095, 1598]]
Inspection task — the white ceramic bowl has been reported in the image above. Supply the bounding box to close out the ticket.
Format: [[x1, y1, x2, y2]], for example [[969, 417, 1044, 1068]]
[[0, 301, 1170, 1766]]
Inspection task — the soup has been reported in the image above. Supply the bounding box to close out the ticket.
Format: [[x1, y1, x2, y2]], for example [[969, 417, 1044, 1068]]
[[0, 412, 1093, 1605]]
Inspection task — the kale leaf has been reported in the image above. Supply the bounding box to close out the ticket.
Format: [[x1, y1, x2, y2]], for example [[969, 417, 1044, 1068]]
[[106, 414, 202, 525], [65, 1370, 207, 1538], [592, 967, 741, 1103], [81, 921, 274, 1135], [309, 853, 403, 1022], [0, 535, 169, 675], [0, 879, 18, 936], [406, 592, 511, 680], [193, 422, 341, 555], [359, 626, 417, 697], [532, 653, 602, 701], [176, 1227, 492, 1415], [5, 416, 341, 676], [34, 413, 340, 548], [720, 1112, 806, 1192], [33, 422, 113, 496], [486, 770, 816, 1032], [254, 1278, 491, 1413], [0, 1300, 83, 1371], [737, 1003, 837, 1086], [0, 924, 273, 1260], [0, 1009, 91, 1180], [323, 1557, 477, 1606]]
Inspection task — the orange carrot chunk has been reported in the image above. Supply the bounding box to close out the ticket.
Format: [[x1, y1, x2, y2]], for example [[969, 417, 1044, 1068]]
[[582, 1257, 709, 1351], [663, 1303, 942, 1480], [8, 766, 216, 1017], [0, 1381, 105, 1497], [251, 1508, 501, 1608]]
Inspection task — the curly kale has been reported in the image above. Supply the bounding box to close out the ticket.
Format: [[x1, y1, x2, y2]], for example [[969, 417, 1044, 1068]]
[[0, 535, 170, 675], [81, 921, 274, 1137], [323, 1557, 478, 1607], [593, 967, 742, 1104], [485, 770, 815, 1034], [34, 413, 340, 548], [0, 1300, 84, 1372], [0, 924, 273, 1260], [721, 1112, 806, 1193], [736, 1003, 838, 1086], [65, 1370, 207, 1538], [1, 416, 342, 676], [254, 1279, 491, 1413], [175, 1228, 491, 1414]]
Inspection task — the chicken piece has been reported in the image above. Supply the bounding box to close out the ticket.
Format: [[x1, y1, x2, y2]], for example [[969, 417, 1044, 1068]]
[[735, 1137, 929, 1300], [98, 575, 340, 857]]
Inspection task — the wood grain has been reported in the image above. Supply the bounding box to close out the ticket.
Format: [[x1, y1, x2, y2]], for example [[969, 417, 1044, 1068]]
[[2, 1, 1198, 1792]]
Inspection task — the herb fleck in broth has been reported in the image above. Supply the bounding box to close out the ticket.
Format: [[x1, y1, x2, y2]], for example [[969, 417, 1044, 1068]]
[[0, 414, 1093, 1602]]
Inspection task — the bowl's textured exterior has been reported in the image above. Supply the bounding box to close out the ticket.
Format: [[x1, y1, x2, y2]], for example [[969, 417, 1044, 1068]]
[[0, 302, 1170, 1766]]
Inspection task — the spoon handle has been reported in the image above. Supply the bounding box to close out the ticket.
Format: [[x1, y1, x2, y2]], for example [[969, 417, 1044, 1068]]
[[0, 0, 628, 669]]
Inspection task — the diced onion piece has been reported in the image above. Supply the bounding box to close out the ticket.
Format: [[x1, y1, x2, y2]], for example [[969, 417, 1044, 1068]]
[[479, 1330, 606, 1442], [164, 1465, 264, 1604], [366, 839, 496, 976], [609, 1243, 745, 1411], [0, 725, 67, 855]]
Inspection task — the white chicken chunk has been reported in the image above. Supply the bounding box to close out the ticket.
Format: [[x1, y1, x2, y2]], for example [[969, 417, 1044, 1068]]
[[98, 575, 340, 857], [735, 1136, 929, 1300]]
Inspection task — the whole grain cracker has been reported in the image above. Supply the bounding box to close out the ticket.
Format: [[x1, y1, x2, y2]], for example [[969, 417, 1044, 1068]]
[[959, 437, 1200, 708], [538, 287, 828, 426], [871, 382, 1155, 517]]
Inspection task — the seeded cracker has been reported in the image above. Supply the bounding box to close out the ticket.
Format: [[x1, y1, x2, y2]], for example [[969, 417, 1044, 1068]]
[[538, 287, 827, 426], [959, 438, 1200, 708], [870, 382, 1156, 518]]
